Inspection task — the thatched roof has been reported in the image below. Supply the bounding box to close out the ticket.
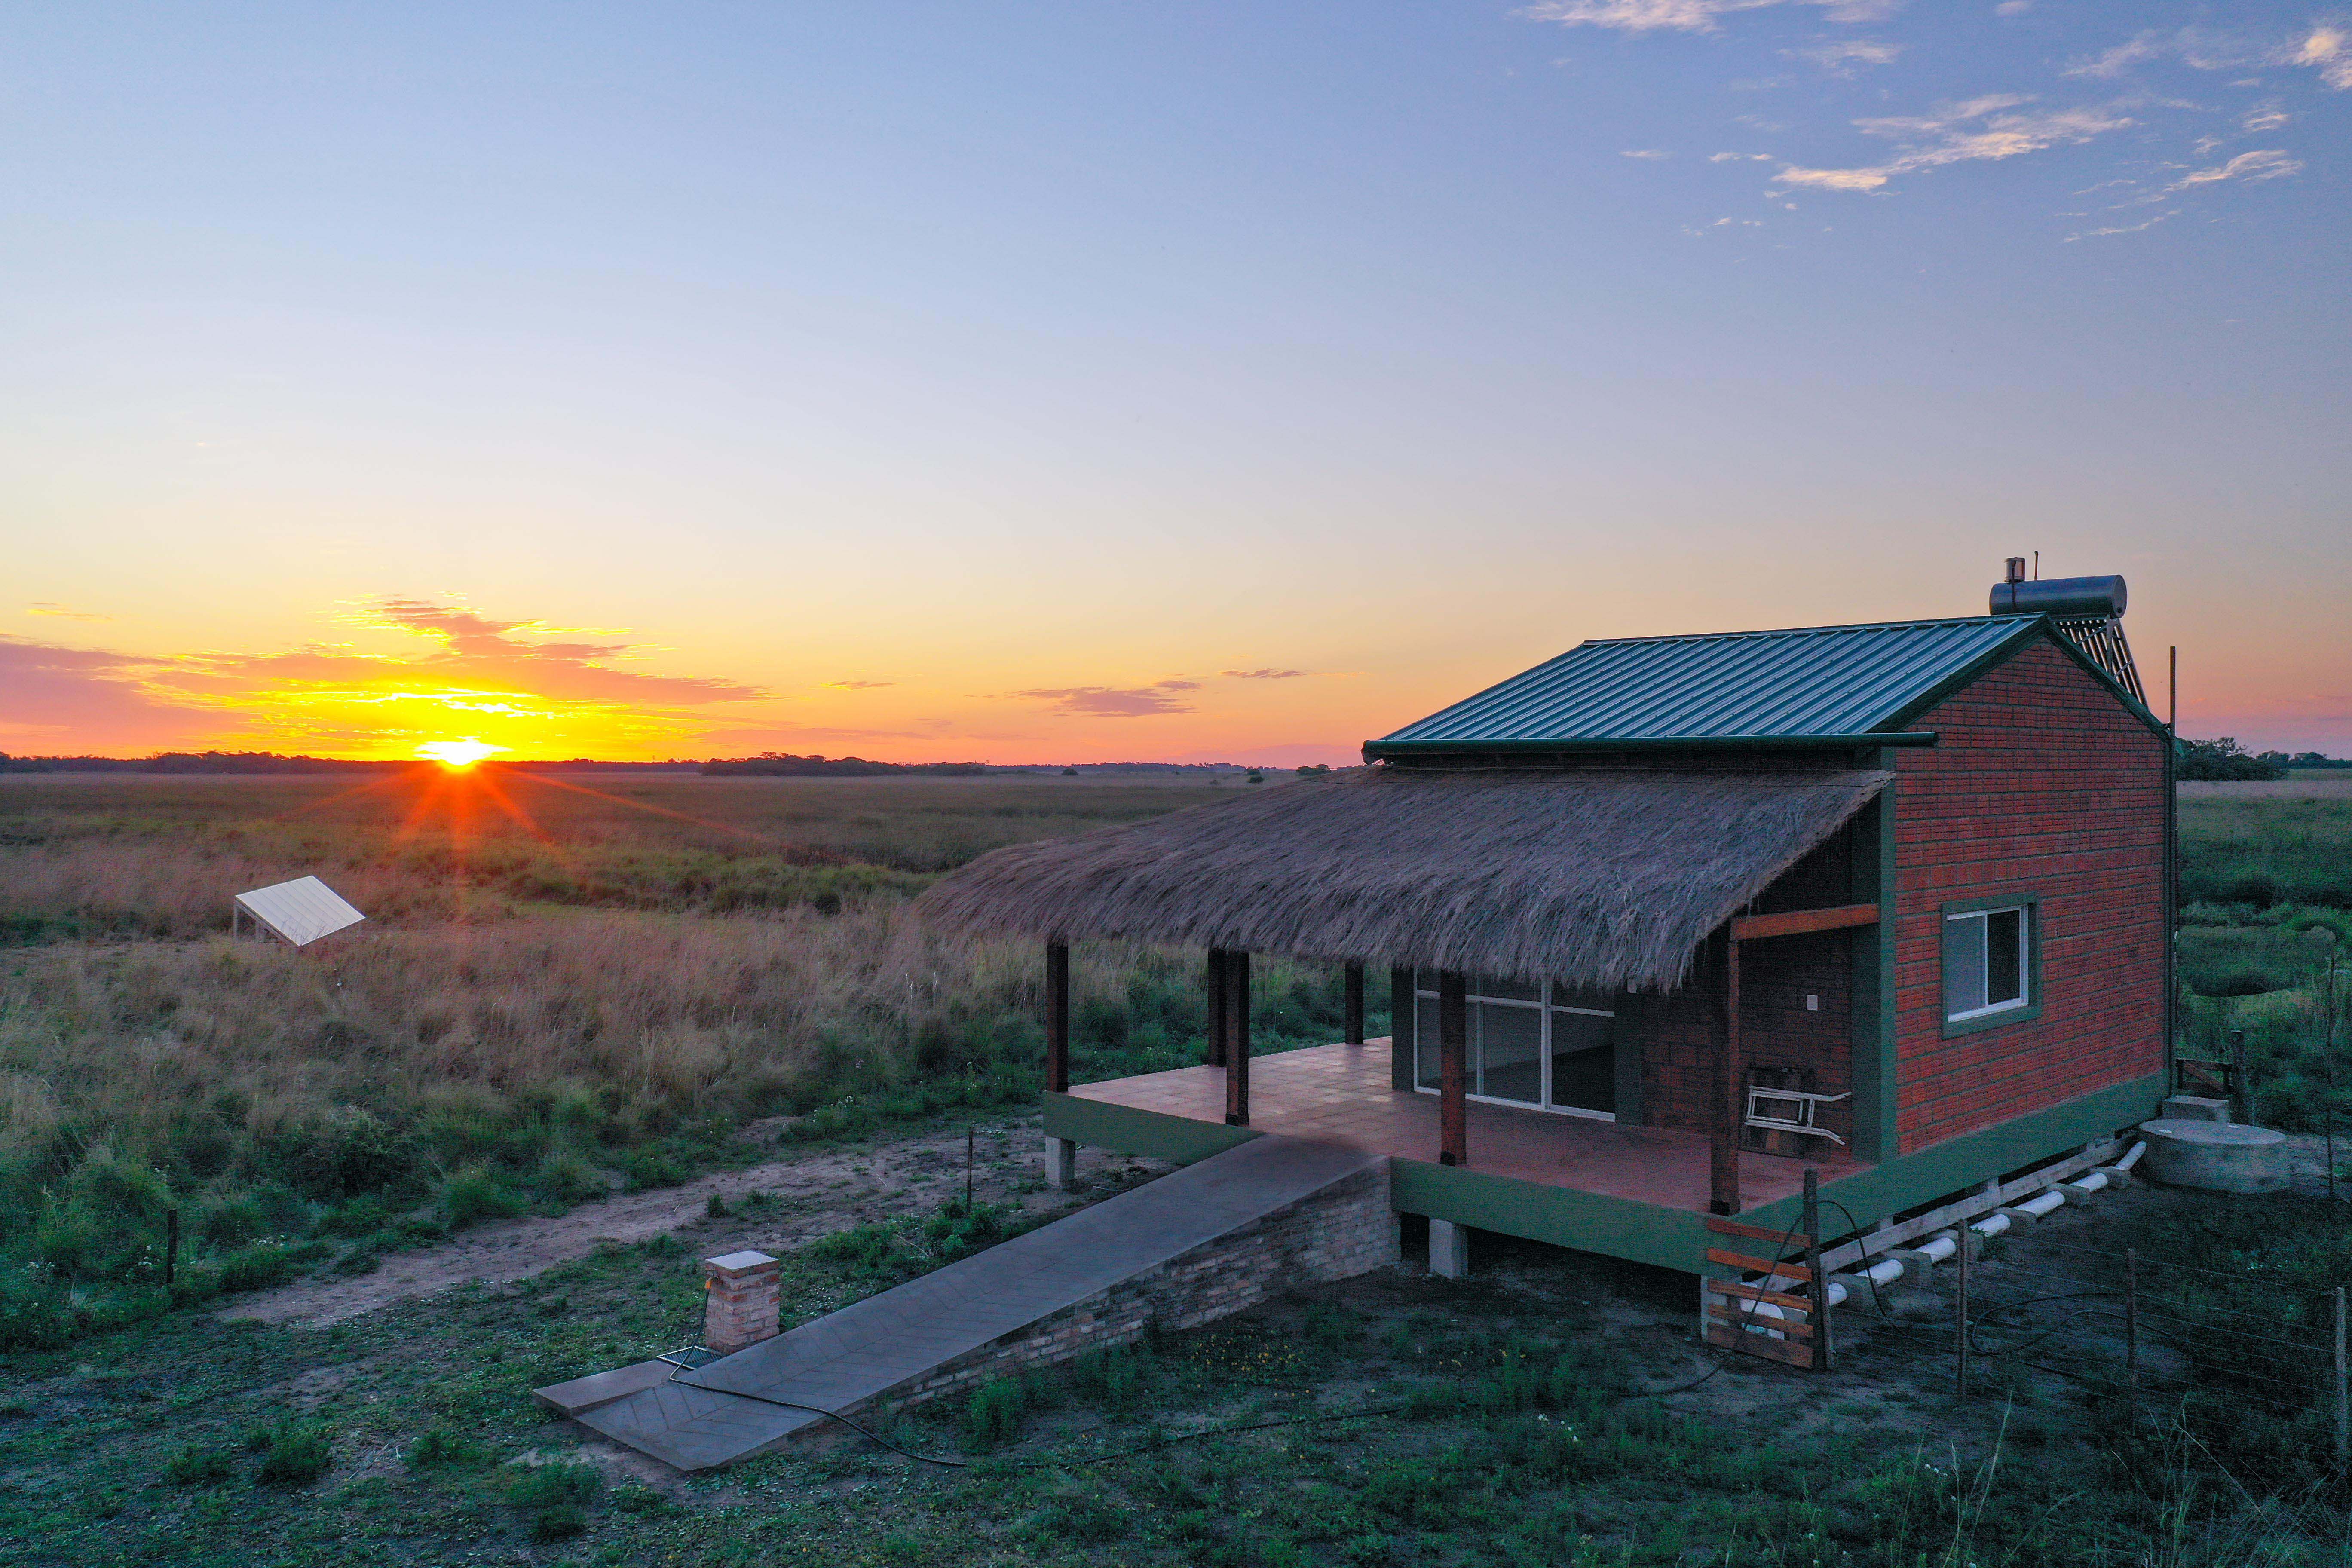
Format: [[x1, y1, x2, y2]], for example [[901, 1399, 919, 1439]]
[[916, 766, 1890, 992]]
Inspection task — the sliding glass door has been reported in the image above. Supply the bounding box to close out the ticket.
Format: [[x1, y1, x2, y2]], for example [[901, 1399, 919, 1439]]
[[1410, 971, 1618, 1120]]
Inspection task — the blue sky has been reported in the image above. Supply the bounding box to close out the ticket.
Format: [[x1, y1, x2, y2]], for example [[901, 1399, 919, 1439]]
[[2, 3, 2346, 759]]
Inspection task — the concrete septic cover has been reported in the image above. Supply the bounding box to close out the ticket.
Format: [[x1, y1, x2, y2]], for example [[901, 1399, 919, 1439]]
[[2136, 1117, 2289, 1195]]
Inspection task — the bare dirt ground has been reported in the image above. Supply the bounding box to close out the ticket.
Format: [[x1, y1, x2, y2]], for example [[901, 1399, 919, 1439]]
[[225, 1115, 1174, 1327]]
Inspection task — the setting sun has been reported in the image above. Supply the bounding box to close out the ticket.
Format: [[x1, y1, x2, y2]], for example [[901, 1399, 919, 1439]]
[[418, 738, 503, 769]]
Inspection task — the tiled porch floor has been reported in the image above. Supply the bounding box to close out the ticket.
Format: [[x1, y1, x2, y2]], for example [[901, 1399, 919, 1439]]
[[1072, 1040, 1862, 1212]]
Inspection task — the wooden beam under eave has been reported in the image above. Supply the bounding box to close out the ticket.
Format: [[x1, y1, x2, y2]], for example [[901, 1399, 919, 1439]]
[[1045, 942, 1071, 1095], [1729, 903, 1881, 943], [1709, 931, 1741, 1216], [1438, 971, 1468, 1167]]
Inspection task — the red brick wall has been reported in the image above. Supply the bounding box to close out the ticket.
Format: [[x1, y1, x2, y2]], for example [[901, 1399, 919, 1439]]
[[1892, 638, 2167, 1154], [1636, 834, 1856, 1141]]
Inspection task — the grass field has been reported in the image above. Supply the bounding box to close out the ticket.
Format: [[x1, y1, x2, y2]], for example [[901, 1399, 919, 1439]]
[[0, 770, 1378, 1348], [3, 1182, 2343, 1568], [3, 769, 2349, 1565], [2175, 777, 2352, 1132]]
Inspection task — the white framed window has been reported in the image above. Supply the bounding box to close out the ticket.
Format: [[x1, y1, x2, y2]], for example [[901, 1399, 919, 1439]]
[[1944, 903, 2033, 1023]]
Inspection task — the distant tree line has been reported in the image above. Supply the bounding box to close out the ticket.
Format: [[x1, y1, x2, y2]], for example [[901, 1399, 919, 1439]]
[[700, 752, 989, 777], [2173, 738, 2349, 781], [0, 751, 406, 775], [0, 751, 702, 775]]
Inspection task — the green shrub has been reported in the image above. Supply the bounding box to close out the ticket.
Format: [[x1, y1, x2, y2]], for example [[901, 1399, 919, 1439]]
[[405, 1428, 493, 1468], [263, 1108, 424, 1202], [66, 1148, 172, 1228], [965, 1376, 1025, 1448], [622, 1147, 690, 1191], [254, 1423, 333, 1487], [612, 1482, 667, 1513], [507, 1461, 602, 1510], [533, 1150, 608, 1203], [215, 1240, 300, 1293], [0, 1271, 74, 1350], [164, 1445, 234, 1486], [315, 1194, 394, 1238], [438, 1166, 527, 1229], [533, 1504, 588, 1540], [1070, 1344, 1152, 1414]]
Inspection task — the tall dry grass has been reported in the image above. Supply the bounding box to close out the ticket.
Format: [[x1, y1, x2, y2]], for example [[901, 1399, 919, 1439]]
[[0, 908, 1219, 1173]]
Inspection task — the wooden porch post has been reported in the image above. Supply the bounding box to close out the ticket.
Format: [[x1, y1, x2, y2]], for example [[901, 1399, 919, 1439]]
[[1045, 941, 1070, 1095], [1206, 948, 1229, 1067], [1344, 962, 1365, 1045], [1224, 951, 1252, 1126], [1439, 971, 1468, 1167], [1709, 929, 1743, 1216]]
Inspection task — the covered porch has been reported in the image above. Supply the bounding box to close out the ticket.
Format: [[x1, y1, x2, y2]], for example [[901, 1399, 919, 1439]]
[[1057, 1039, 1864, 1216], [918, 763, 1895, 1249]]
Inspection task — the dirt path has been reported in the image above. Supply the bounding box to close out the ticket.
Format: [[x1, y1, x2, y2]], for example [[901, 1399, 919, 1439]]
[[225, 1117, 1171, 1328]]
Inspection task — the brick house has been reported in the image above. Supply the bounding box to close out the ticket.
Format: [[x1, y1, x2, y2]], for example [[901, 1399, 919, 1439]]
[[919, 572, 2171, 1283]]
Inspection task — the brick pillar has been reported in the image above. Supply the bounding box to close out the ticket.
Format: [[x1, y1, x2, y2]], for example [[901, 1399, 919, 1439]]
[[701, 1250, 781, 1355]]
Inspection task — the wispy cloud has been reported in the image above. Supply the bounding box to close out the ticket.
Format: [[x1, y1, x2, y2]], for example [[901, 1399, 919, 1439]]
[[1221, 668, 1307, 680], [1010, 680, 1200, 717], [824, 679, 895, 690], [25, 602, 111, 621], [1788, 38, 1901, 71], [1519, 0, 1889, 35], [2298, 24, 2352, 89], [2164, 147, 2303, 191], [1776, 98, 2132, 191], [0, 635, 190, 746], [2071, 23, 2352, 88], [1709, 151, 1775, 161], [1621, 148, 1672, 159], [339, 600, 765, 706]]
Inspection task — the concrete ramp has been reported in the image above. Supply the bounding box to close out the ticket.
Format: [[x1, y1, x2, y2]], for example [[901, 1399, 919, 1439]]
[[535, 1135, 1390, 1471]]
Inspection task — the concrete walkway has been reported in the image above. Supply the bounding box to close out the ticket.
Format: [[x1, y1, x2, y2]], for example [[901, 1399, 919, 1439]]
[[534, 1134, 1379, 1471]]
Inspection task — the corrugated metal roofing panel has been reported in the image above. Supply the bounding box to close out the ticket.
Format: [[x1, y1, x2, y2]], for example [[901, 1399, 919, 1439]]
[[1374, 616, 2040, 749]]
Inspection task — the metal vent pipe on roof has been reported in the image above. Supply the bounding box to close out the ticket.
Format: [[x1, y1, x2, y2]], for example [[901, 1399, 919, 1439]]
[[1988, 573, 2127, 620]]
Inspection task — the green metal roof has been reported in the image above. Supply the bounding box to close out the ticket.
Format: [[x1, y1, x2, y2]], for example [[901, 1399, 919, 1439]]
[[1368, 615, 2047, 757]]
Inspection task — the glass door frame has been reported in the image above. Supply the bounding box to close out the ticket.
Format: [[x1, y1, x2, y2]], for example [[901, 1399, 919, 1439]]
[[1409, 972, 1618, 1123]]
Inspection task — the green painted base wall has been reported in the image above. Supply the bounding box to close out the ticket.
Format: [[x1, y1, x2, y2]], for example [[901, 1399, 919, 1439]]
[[1045, 1069, 2168, 1276]]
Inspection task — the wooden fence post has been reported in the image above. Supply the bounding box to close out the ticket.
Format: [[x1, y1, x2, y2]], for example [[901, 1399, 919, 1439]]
[[1955, 1229, 1969, 1403], [1803, 1169, 1829, 1373], [2334, 1285, 2347, 1470], [2125, 1247, 2139, 1431]]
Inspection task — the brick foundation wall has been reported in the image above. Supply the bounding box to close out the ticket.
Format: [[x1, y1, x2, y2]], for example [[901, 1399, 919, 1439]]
[[837, 1162, 1398, 1423], [1892, 639, 2167, 1154]]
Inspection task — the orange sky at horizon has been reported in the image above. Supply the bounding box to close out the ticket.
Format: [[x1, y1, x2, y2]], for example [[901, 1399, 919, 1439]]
[[6, 554, 2345, 765]]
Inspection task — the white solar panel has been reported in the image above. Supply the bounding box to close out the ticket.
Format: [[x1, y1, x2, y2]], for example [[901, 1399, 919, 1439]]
[[233, 876, 368, 947]]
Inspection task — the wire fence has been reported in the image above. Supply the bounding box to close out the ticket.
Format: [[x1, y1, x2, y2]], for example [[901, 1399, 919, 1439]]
[[1809, 1221, 2349, 1476]]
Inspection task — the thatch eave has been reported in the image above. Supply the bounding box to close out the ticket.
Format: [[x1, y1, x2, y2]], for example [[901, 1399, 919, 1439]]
[[915, 765, 1890, 993]]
